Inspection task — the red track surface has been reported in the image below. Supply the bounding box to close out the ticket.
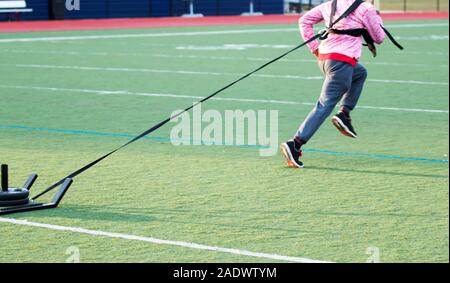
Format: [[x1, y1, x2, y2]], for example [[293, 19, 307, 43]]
[[0, 12, 448, 33]]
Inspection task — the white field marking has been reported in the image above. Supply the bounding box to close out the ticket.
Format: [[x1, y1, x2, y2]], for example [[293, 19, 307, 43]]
[[1, 84, 448, 114], [385, 23, 449, 28], [183, 54, 449, 68], [0, 22, 446, 43], [352, 105, 449, 113], [175, 35, 449, 45], [0, 217, 329, 263], [395, 35, 449, 41], [0, 28, 297, 43], [396, 50, 449, 56], [2, 48, 447, 68], [6, 63, 449, 86], [152, 54, 448, 68], [368, 78, 448, 86], [175, 44, 294, 50]]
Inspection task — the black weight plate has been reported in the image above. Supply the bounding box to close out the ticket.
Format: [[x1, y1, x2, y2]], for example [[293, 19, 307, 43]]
[[0, 197, 30, 207], [0, 188, 29, 201]]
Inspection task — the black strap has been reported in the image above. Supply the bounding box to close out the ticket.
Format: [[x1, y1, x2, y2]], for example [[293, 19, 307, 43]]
[[320, 0, 364, 40], [329, 28, 365, 37], [32, 33, 323, 200], [328, 28, 377, 57], [329, 0, 338, 28], [329, 26, 403, 57], [324, 0, 403, 57], [382, 26, 404, 50], [329, 0, 364, 29], [361, 30, 377, 57]]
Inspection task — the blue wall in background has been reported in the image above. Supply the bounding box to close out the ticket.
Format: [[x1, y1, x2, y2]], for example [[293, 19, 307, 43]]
[[3, 0, 283, 20], [170, 0, 284, 17], [64, 1, 108, 19], [152, 0, 170, 17], [168, 0, 285, 17], [17, 0, 48, 20]]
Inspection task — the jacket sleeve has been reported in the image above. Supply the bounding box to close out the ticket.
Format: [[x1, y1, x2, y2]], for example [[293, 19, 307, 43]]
[[299, 5, 324, 52], [361, 7, 385, 44]]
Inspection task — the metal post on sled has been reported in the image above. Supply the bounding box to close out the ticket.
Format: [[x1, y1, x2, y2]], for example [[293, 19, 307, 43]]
[[242, 1, 263, 16], [181, 0, 203, 18], [1, 164, 8, 192]]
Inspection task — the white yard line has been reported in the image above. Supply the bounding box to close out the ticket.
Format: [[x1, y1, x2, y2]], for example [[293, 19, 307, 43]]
[[396, 35, 448, 41], [6, 63, 449, 86], [396, 51, 448, 56], [0, 28, 297, 43], [0, 49, 447, 68], [0, 217, 330, 263], [1, 84, 448, 114], [0, 23, 447, 43], [367, 78, 448, 86], [385, 23, 449, 28]]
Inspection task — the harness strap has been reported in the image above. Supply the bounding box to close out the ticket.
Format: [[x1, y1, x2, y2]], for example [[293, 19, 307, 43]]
[[329, 28, 365, 37], [324, 0, 403, 57], [382, 26, 404, 50], [328, 0, 364, 29], [328, 27, 377, 57], [329, 0, 338, 28], [319, 0, 364, 40], [361, 30, 377, 57], [328, 26, 403, 57]]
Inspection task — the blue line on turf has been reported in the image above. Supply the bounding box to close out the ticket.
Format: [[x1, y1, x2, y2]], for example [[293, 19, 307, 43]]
[[0, 124, 263, 149], [1, 124, 448, 164]]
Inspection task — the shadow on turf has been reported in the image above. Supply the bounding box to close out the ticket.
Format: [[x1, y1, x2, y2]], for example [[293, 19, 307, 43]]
[[27, 202, 447, 233], [35, 204, 321, 235], [305, 166, 449, 179], [50, 205, 158, 223]]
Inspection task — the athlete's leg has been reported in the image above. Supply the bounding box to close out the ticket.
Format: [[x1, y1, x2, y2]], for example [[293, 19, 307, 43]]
[[340, 63, 368, 112], [331, 63, 367, 138], [281, 60, 354, 168], [295, 60, 354, 143]]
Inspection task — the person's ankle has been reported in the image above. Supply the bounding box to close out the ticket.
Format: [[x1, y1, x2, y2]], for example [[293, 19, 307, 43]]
[[339, 107, 351, 118], [293, 137, 305, 151]]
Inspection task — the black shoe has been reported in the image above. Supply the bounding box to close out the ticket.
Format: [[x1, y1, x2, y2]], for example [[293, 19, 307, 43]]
[[331, 112, 358, 138], [280, 140, 304, 168]]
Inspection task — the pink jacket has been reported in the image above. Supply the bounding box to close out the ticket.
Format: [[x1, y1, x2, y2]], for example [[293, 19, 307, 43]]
[[299, 0, 385, 60]]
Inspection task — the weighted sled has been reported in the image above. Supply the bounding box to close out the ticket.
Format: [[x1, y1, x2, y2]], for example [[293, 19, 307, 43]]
[[0, 165, 31, 207]]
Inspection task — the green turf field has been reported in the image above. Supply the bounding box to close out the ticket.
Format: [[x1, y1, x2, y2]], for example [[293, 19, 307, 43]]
[[0, 19, 448, 263]]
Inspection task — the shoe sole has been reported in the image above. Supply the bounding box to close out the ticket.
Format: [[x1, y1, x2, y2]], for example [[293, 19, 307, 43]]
[[331, 116, 357, 138], [280, 143, 304, 168]]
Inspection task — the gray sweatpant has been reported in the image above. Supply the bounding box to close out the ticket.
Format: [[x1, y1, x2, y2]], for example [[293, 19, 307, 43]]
[[296, 60, 367, 142]]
